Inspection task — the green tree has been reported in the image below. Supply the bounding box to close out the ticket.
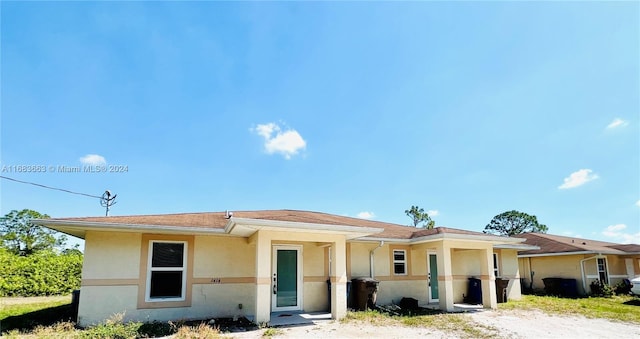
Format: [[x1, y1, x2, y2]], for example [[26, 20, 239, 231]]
[[0, 209, 67, 255], [405, 205, 435, 229], [483, 210, 548, 236]]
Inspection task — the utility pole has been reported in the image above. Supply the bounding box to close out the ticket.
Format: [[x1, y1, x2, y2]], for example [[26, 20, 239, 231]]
[[100, 190, 117, 216]]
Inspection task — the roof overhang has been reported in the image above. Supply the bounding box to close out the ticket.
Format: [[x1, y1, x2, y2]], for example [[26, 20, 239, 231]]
[[517, 251, 609, 258], [34, 217, 384, 240], [356, 233, 529, 246], [225, 217, 383, 240], [494, 243, 540, 250], [33, 219, 228, 239]]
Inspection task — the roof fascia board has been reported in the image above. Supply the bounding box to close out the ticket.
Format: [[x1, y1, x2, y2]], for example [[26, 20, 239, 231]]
[[517, 251, 598, 258], [494, 244, 540, 250], [409, 232, 525, 244], [34, 219, 227, 235], [227, 217, 384, 236], [359, 233, 526, 245]]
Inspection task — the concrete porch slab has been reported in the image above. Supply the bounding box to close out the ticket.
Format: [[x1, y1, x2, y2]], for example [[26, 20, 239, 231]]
[[453, 303, 484, 312], [418, 303, 441, 310], [269, 311, 332, 327]]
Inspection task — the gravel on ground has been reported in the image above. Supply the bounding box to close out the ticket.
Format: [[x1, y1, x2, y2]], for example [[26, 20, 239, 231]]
[[224, 309, 640, 339]]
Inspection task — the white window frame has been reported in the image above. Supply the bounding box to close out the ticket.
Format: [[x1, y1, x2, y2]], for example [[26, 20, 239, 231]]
[[146, 240, 187, 302], [393, 249, 407, 275], [597, 257, 609, 284], [493, 253, 500, 278]]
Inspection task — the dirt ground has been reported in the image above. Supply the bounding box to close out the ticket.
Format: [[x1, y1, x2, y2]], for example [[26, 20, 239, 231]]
[[225, 309, 640, 339], [0, 295, 70, 306]]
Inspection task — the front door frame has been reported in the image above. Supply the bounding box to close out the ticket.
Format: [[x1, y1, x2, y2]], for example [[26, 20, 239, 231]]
[[427, 251, 439, 303], [271, 245, 303, 312]]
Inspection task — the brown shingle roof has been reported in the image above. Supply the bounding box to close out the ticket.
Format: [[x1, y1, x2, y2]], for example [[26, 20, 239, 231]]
[[48, 209, 492, 240], [514, 232, 638, 255], [411, 227, 492, 239]]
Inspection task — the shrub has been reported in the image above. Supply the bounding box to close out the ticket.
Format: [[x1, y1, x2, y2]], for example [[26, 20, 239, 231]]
[[80, 313, 142, 339], [614, 279, 632, 295], [589, 280, 613, 297], [0, 248, 83, 296]]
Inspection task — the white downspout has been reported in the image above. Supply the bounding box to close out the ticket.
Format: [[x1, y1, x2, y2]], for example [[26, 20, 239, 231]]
[[370, 241, 384, 278]]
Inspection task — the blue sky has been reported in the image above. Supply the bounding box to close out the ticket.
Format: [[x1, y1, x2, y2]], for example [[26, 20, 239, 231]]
[[1, 1, 638, 249]]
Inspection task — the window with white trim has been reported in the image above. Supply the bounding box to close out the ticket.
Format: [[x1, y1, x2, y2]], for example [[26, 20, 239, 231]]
[[493, 253, 500, 278], [393, 250, 407, 275], [597, 258, 608, 283], [147, 241, 187, 301]]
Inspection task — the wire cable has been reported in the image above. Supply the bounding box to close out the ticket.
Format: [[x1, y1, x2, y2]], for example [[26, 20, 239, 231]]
[[0, 175, 103, 199]]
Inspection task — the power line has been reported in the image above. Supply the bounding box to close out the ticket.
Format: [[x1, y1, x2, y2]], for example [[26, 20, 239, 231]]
[[0, 175, 103, 199]]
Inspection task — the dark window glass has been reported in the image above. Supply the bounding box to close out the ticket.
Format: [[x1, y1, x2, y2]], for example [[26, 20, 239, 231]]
[[394, 251, 405, 261], [394, 263, 405, 274], [152, 243, 184, 267], [149, 271, 183, 298]]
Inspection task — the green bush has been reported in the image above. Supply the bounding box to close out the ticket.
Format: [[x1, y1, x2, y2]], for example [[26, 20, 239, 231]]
[[0, 248, 83, 296], [589, 279, 614, 298]]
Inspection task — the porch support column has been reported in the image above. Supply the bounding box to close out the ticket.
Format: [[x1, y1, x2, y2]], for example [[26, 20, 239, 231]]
[[330, 236, 347, 320], [436, 242, 454, 312], [480, 247, 497, 309], [254, 231, 272, 324]]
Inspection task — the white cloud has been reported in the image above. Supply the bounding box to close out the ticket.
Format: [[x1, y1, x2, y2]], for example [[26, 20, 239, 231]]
[[558, 169, 598, 189], [636, 200, 640, 207], [602, 224, 640, 244], [251, 122, 306, 159], [606, 118, 628, 129], [604, 224, 626, 233], [356, 211, 375, 219], [427, 210, 439, 217], [79, 154, 106, 165]]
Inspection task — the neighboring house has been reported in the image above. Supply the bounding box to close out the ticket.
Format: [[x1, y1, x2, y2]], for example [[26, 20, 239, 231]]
[[36, 210, 534, 327], [515, 232, 640, 295]]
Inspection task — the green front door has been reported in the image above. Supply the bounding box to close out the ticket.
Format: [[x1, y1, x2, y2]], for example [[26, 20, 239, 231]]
[[272, 246, 302, 311], [429, 253, 439, 301]]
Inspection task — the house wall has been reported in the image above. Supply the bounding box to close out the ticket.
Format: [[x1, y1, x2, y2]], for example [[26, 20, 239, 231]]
[[451, 249, 481, 303], [79, 230, 522, 326], [517, 253, 639, 296], [79, 231, 260, 326], [517, 254, 584, 295], [606, 255, 632, 286], [346, 240, 521, 307], [347, 242, 429, 305], [79, 231, 337, 326], [496, 249, 522, 301]]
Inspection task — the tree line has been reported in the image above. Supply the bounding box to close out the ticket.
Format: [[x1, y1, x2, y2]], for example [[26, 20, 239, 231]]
[[405, 205, 547, 235], [0, 209, 82, 296]]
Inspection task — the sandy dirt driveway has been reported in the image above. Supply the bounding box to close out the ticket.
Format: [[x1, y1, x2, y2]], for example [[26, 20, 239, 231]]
[[468, 309, 640, 339], [226, 309, 640, 339]]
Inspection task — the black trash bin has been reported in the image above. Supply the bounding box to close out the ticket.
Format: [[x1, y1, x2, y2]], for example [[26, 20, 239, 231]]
[[466, 277, 482, 305], [71, 289, 80, 320], [352, 277, 379, 311], [346, 281, 352, 308], [326, 279, 331, 311], [560, 279, 578, 298], [542, 278, 563, 296], [495, 278, 509, 303]]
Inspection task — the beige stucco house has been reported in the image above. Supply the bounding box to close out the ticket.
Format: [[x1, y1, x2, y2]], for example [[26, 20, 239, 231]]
[[37, 210, 534, 327], [515, 233, 640, 295]]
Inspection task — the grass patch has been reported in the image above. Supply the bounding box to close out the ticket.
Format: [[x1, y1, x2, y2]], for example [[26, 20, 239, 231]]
[[262, 327, 283, 337], [0, 296, 74, 334], [499, 295, 640, 323], [174, 323, 222, 339], [401, 313, 499, 338]]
